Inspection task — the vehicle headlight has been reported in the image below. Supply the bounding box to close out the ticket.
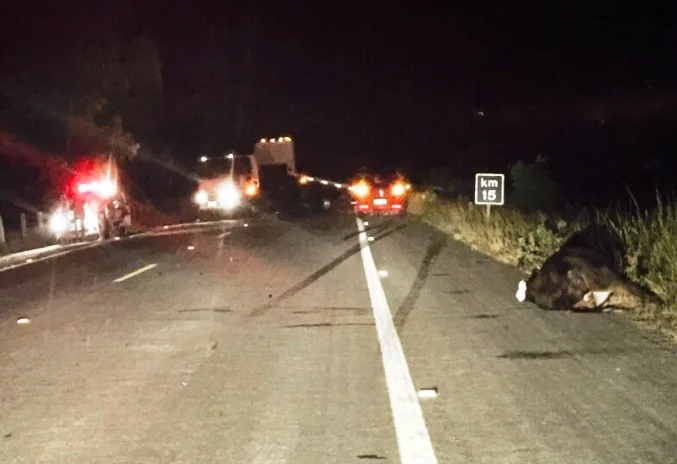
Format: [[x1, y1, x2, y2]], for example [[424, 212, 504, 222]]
[[194, 190, 208, 205], [217, 181, 240, 209], [49, 212, 68, 236]]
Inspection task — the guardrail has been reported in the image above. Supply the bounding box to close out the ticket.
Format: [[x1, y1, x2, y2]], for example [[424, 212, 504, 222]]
[[0, 212, 54, 255]]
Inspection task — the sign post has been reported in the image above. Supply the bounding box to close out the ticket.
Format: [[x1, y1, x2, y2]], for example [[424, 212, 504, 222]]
[[474, 173, 505, 219]]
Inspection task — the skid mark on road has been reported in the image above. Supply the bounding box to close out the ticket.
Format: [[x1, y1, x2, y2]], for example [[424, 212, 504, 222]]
[[392, 233, 447, 331], [357, 453, 388, 460], [248, 224, 406, 317], [342, 220, 394, 241], [177, 307, 233, 314], [284, 322, 375, 328], [468, 313, 501, 319], [356, 216, 438, 463], [498, 350, 576, 360], [497, 347, 643, 360], [289, 306, 371, 314]]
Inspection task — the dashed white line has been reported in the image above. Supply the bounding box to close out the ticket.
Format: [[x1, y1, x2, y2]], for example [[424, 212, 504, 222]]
[[113, 263, 158, 283], [355, 217, 438, 463]]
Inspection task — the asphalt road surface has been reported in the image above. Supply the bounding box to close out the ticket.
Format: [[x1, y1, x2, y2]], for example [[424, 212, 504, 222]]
[[1, 210, 677, 463]]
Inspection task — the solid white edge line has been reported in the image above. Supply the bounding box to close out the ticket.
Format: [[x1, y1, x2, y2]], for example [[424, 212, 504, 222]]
[[113, 263, 158, 283], [356, 217, 438, 463]]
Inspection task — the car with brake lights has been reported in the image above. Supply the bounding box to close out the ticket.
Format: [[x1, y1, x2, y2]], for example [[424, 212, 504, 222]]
[[347, 173, 411, 216]]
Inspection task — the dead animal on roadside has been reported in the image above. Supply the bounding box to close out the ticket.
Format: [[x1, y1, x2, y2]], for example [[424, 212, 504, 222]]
[[515, 225, 659, 312]]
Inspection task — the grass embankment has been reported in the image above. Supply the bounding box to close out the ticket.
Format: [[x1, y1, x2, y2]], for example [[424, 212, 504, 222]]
[[411, 191, 677, 339]]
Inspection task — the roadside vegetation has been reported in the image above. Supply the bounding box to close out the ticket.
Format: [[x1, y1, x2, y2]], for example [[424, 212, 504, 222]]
[[412, 158, 677, 340]]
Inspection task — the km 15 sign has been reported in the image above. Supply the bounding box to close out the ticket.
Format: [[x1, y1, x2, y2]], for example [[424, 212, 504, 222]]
[[474, 173, 505, 206]]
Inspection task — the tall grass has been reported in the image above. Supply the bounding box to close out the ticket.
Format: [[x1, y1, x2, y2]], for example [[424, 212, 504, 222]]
[[415, 190, 677, 336]]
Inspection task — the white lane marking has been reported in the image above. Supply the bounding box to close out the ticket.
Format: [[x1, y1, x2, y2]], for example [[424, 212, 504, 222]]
[[217, 231, 231, 239], [356, 217, 438, 463], [113, 263, 158, 283]]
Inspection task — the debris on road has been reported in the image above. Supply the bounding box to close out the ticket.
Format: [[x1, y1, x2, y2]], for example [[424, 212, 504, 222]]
[[417, 387, 438, 399]]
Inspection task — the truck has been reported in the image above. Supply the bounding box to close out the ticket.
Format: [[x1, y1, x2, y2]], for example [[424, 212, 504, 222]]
[[191, 136, 346, 219], [192, 153, 261, 220], [47, 154, 132, 242], [252, 136, 346, 215]]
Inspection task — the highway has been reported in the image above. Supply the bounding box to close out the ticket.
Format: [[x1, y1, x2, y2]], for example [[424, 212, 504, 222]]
[[1, 209, 677, 463]]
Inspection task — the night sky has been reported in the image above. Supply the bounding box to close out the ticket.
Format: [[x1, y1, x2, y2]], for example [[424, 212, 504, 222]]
[[2, 1, 677, 209]]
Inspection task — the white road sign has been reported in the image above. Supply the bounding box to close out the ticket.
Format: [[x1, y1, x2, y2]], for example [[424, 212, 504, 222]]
[[474, 173, 505, 206]]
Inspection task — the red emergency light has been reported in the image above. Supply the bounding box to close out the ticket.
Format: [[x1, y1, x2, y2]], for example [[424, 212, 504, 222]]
[[76, 179, 117, 198], [68, 156, 118, 199]]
